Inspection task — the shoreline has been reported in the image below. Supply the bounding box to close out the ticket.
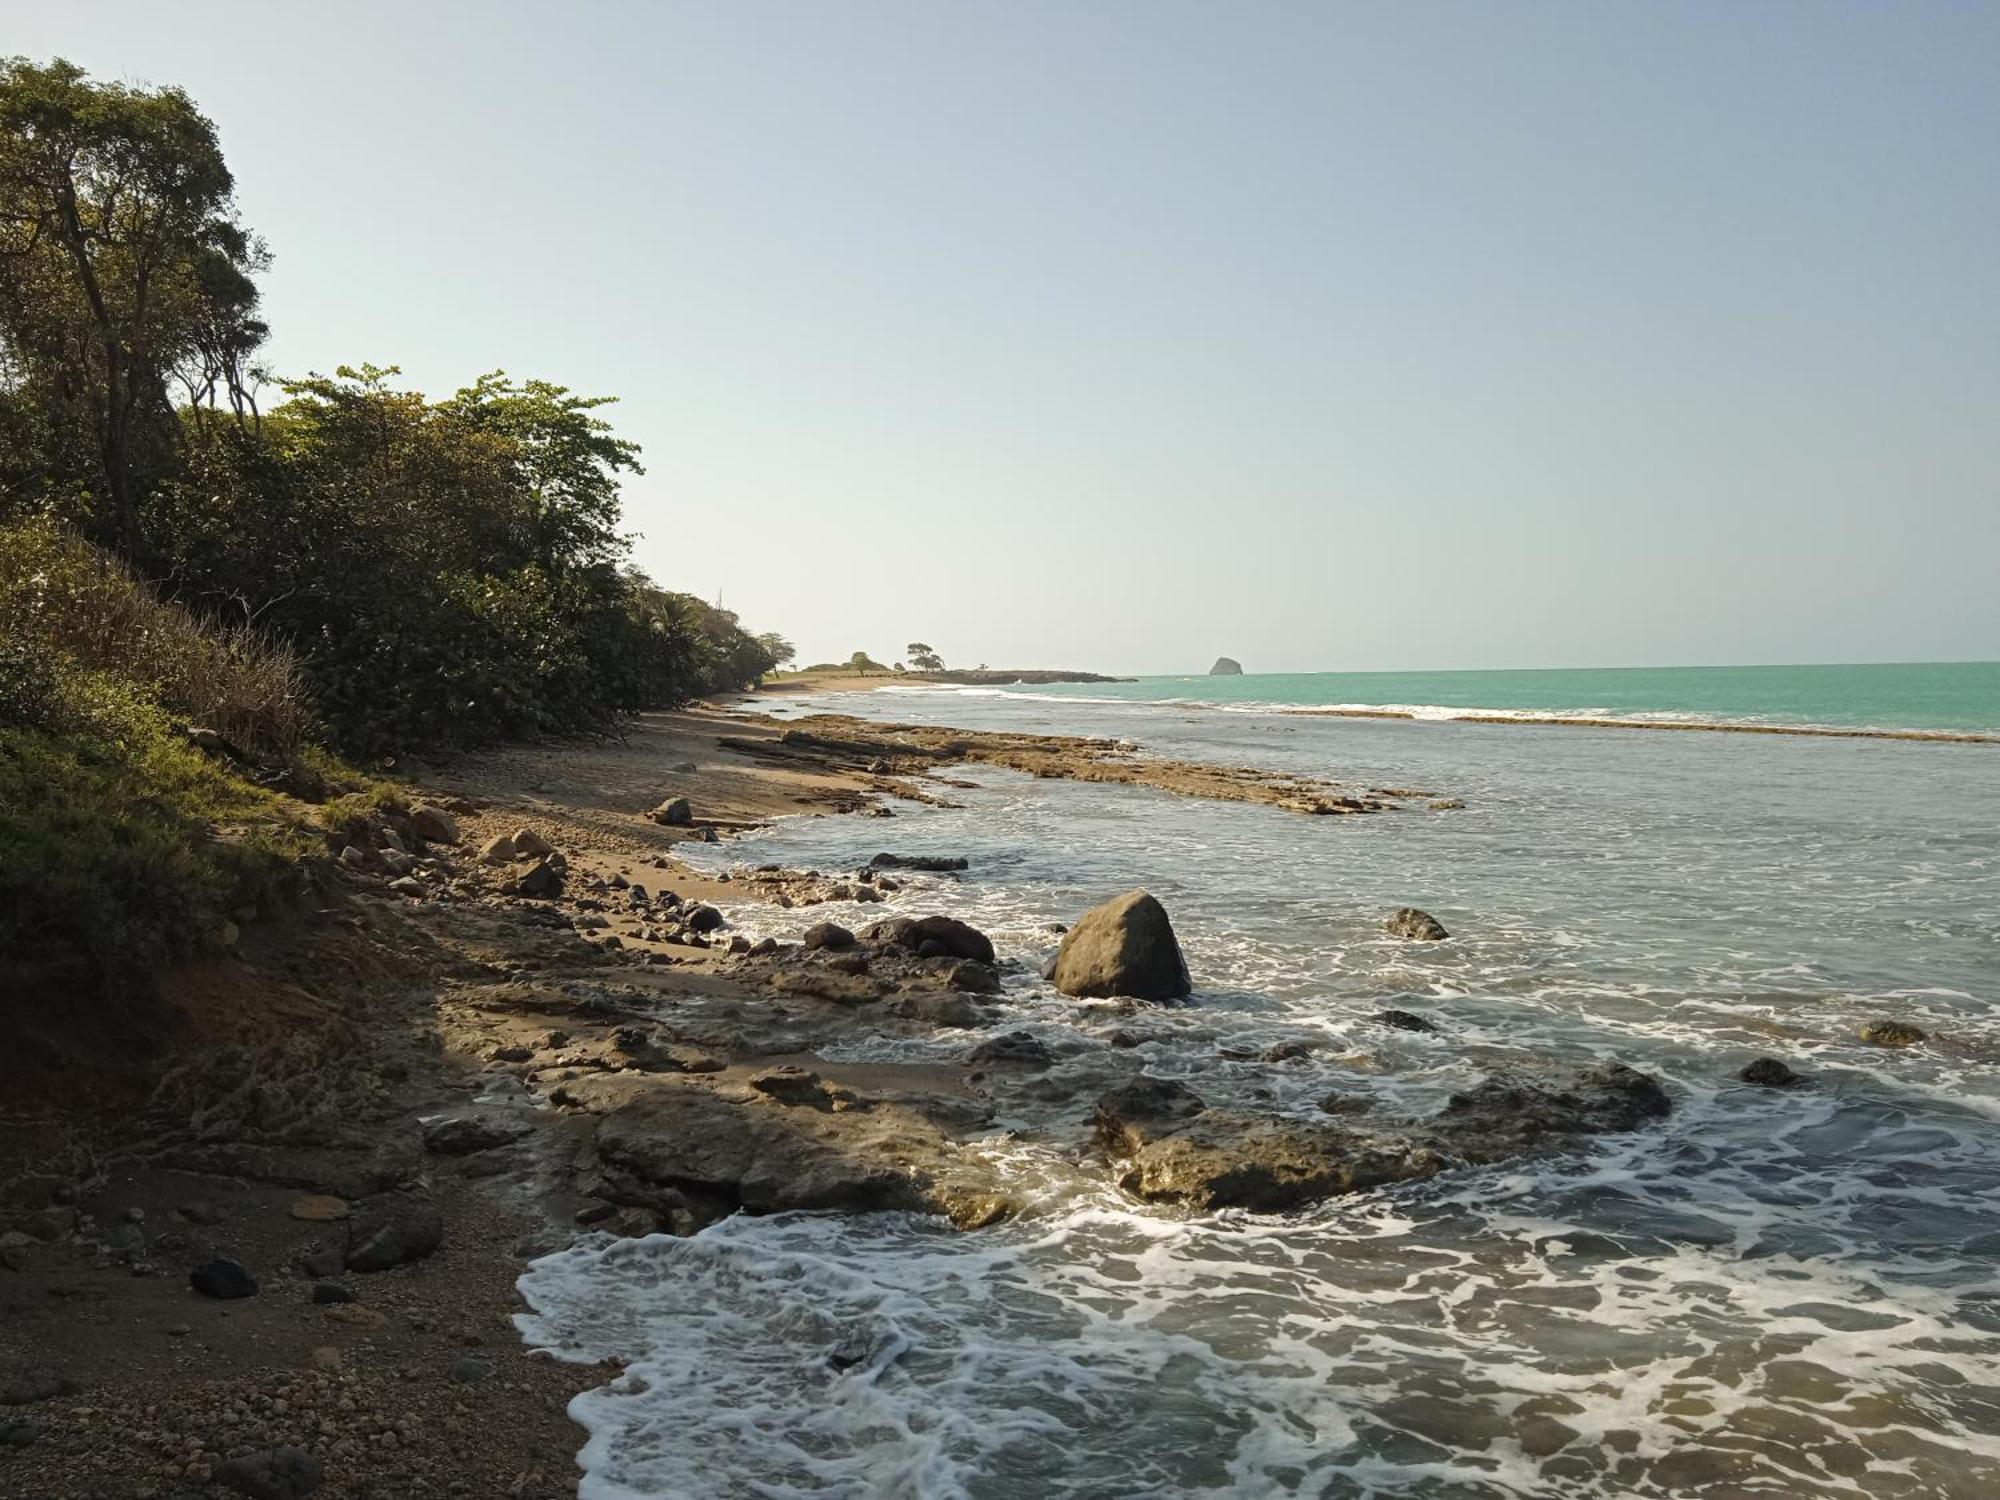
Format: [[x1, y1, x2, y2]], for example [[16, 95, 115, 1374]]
[[0, 693, 1943, 1496], [750, 678, 2000, 746]]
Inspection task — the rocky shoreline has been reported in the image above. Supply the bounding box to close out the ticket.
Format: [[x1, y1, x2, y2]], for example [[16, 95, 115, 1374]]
[[0, 702, 1740, 1499]]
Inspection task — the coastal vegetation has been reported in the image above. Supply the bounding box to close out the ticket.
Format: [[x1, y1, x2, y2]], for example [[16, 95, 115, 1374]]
[[0, 56, 786, 994]]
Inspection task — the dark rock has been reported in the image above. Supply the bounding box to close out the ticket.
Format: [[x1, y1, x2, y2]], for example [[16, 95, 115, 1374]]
[[575, 1200, 618, 1225], [943, 959, 1002, 995], [685, 904, 726, 933], [1375, 1009, 1440, 1034], [1739, 1057, 1802, 1087], [408, 806, 459, 844], [1859, 1020, 1926, 1048], [190, 1257, 258, 1299], [748, 1065, 829, 1105], [652, 797, 694, 827], [887, 993, 988, 1029], [1439, 1062, 1671, 1142], [916, 939, 950, 959], [1052, 890, 1191, 1002], [516, 860, 565, 900], [1208, 657, 1244, 676], [490, 1044, 534, 1063], [802, 922, 856, 951], [298, 1245, 345, 1279], [212, 1446, 324, 1499], [422, 1115, 528, 1156], [448, 1356, 493, 1384], [909, 916, 994, 963], [309, 1281, 355, 1305], [1098, 1061, 1672, 1213], [1263, 1039, 1315, 1062], [1385, 907, 1450, 942], [966, 1032, 1054, 1068], [825, 952, 871, 976], [868, 853, 970, 872], [1093, 1077, 1209, 1151], [0, 1418, 37, 1447], [345, 1195, 443, 1273], [590, 1086, 1013, 1228]]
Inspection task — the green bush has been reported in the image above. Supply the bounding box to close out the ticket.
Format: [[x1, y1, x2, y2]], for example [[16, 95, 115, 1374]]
[[0, 694, 300, 995]]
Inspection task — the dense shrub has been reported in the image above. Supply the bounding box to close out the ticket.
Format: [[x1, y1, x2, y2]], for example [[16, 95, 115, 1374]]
[[0, 517, 306, 755]]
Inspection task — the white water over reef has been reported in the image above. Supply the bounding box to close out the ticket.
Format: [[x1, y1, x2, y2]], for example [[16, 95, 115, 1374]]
[[519, 692, 2000, 1498]]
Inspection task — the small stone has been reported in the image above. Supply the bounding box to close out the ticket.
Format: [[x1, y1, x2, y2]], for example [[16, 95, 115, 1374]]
[[447, 1356, 493, 1385], [1374, 1010, 1440, 1034], [1262, 1039, 1315, 1062], [309, 1282, 355, 1306], [308, 1346, 342, 1374], [288, 1195, 349, 1223], [190, 1257, 258, 1299]]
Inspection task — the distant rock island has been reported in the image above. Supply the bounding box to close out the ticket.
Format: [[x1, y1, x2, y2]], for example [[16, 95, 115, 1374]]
[[1209, 657, 1243, 676]]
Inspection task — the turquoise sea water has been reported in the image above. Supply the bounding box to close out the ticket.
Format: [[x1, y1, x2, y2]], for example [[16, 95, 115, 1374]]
[[1009, 661, 2000, 736]]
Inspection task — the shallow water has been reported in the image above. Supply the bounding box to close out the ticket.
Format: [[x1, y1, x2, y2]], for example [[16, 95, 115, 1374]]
[[517, 694, 2000, 1498]]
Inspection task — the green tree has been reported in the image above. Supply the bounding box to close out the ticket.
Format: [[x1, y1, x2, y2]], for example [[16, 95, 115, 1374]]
[[0, 57, 269, 559], [757, 632, 795, 670], [906, 641, 944, 671]]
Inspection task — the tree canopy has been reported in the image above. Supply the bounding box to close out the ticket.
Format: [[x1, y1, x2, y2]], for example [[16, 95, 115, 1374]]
[[0, 58, 786, 757]]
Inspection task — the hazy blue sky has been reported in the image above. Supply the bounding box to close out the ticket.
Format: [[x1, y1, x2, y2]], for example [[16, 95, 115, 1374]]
[[12, 2, 1997, 673]]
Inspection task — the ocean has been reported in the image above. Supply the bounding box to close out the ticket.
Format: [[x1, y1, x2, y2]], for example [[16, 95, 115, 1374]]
[[516, 665, 2000, 1498], [974, 661, 2000, 739]]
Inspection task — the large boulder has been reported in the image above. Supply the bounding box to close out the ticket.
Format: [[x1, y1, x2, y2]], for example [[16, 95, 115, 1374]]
[[1208, 657, 1244, 676], [860, 914, 994, 963], [1051, 890, 1191, 1002], [408, 805, 459, 844], [650, 797, 694, 827]]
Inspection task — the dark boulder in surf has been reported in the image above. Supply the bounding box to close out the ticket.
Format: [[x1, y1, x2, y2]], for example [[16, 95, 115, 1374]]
[[1739, 1057, 1803, 1087], [1052, 890, 1191, 1002], [867, 853, 970, 873], [1384, 907, 1450, 942], [861, 914, 994, 963], [1375, 1009, 1440, 1034]]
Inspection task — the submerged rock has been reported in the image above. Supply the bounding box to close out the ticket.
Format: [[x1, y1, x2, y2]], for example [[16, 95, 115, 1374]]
[[1051, 889, 1191, 1002], [1375, 1009, 1440, 1034], [1384, 908, 1450, 942], [1094, 1060, 1671, 1213], [867, 853, 970, 872], [1740, 1057, 1804, 1087], [1858, 1020, 1927, 1048]]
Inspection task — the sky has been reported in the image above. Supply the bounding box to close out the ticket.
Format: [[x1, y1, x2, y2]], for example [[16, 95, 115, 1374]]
[[9, 1, 1998, 675]]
